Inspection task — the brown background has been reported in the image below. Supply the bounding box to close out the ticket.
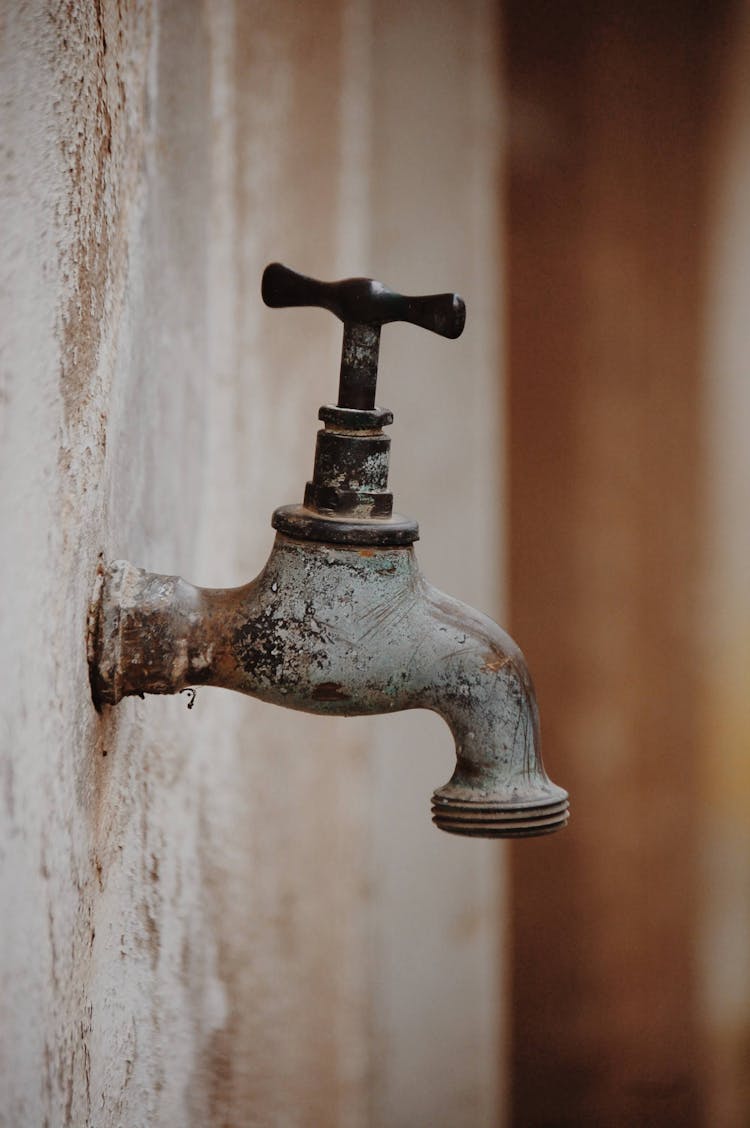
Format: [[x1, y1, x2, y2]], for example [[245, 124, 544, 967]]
[[505, 2, 749, 1125]]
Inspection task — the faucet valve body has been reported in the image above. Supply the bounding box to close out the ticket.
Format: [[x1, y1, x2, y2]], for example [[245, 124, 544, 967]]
[[263, 262, 464, 547], [304, 405, 394, 520], [88, 263, 569, 839]]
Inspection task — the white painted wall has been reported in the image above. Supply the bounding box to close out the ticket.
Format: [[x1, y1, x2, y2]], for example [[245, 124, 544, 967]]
[[0, 2, 505, 1124]]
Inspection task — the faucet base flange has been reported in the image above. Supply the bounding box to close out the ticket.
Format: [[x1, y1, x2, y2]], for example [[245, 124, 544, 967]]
[[272, 504, 419, 546]]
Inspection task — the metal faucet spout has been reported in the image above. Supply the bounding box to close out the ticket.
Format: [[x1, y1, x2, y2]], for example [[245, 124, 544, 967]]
[[89, 535, 568, 838], [416, 587, 569, 836]]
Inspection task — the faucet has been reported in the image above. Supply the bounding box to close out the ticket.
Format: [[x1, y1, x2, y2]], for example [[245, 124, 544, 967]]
[[88, 263, 568, 837]]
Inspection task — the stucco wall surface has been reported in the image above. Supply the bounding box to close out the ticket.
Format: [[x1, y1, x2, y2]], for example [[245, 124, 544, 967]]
[[0, 2, 504, 1125]]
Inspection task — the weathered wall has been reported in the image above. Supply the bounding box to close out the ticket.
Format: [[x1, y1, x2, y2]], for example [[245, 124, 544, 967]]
[[0, 2, 505, 1125]]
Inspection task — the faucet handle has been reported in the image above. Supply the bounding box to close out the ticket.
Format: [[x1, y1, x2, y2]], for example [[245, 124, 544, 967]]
[[262, 262, 466, 338], [262, 262, 466, 410]]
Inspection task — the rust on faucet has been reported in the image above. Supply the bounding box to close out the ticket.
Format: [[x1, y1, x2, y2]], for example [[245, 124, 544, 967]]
[[88, 264, 569, 838], [88, 535, 567, 837]]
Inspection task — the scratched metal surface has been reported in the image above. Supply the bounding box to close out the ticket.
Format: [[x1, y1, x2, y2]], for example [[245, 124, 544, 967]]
[[91, 535, 568, 837]]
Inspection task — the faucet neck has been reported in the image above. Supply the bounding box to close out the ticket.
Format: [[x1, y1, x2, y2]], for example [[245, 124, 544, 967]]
[[304, 402, 395, 521], [271, 398, 420, 547]]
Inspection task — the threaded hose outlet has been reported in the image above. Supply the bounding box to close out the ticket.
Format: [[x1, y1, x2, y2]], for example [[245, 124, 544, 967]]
[[431, 792, 569, 838]]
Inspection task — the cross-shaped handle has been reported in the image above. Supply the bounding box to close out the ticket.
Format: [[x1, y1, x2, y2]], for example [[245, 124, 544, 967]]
[[262, 262, 466, 410]]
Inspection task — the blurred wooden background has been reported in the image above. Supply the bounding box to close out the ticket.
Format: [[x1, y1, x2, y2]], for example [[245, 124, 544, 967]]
[[504, 2, 750, 1125]]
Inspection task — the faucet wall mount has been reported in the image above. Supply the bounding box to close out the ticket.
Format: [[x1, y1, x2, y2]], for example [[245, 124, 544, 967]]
[[88, 263, 569, 838]]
